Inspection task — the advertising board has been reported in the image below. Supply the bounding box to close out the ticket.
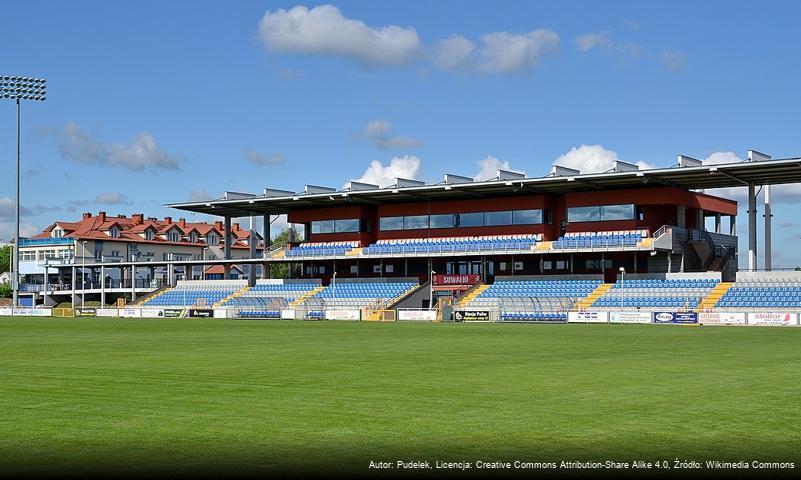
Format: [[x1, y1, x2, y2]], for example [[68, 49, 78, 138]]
[[698, 312, 746, 325], [653, 312, 698, 324], [398, 309, 438, 321], [453, 310, 491, 322], [568, 311, 609, 323], [609, 311, 651, 324], [747, 312, 798, 326], [325, 310, 361, 321]]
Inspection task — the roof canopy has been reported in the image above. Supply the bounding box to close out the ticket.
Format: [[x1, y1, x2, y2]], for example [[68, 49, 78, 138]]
[[167, 155, 801, 218]]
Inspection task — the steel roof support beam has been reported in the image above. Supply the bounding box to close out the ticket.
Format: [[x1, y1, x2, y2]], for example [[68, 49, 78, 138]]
[[747, 184, 757, 271]]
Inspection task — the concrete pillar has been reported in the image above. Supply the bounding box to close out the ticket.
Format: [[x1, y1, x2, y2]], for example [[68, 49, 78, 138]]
[[71, 266, 77, 306], [633, 253, 638, 272], [679, 253, 685, 273], [261, 213, 271, 279], [764, 185, 772, 271], [569, 253, 574, 273], [131, 266, 136, 302], [676, 205, 686, 229], [748, 183, 757, 271], [715, 214, 722, 234], [667, 253, 672, 272], [100, 265, 106, 306], [223, 216, 232, 279], [696, 208, 705, 231], [730, 215, 737, 236], [248, 221, 257, 287]]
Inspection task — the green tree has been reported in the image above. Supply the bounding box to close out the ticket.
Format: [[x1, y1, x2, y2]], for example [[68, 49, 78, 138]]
[[0, 245, 10, 274], [269, 227, 299, 279], [0, 282, 11, 298]]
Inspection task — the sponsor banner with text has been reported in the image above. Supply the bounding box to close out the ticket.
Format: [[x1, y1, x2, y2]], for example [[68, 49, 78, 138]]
[[653, 312, 698, 324], [609, 311, 651, 324], [568, 311, 609, 323], [140, 308, 165, 318], [163, 308, 184, 318], [74, 307, 97, 317], [120, 308, 142, 318], [699, 312, 746, 325], [0, 307, 13, 316], [188, 309, 213, 318], [96, 308, 119, 318], [747, 312, 798, 326], [398, 310, 438, 321], [325, 310, 361, 321], [281, 309, 295, 320], [453, 310, 491, 322]]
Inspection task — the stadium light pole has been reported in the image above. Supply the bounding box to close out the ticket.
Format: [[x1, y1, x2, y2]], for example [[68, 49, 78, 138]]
[[1, 75, 46, 307], [619, 266, 625, 310]]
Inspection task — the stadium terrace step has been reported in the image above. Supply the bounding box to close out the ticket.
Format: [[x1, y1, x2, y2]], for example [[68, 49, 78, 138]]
[[130, 284, 171, 306], [575, 283, 612, 309], [216, 285, 250, 307], [345, 247, 363, 257], [384, 283, 423, 309], [459, 284, 489, 308], [696, 282, 734, 311], [289, 286, 326, 307]]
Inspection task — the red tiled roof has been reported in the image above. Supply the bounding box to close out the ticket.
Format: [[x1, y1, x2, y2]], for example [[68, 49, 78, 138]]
[[26, 212, 263, 250]]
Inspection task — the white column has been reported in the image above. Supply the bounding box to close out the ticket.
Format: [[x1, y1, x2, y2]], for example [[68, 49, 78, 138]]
[[100, 265, 106, 306], [71, 266, 77, 306], [223, 216, 232, 279], [715, 214, 722, 234], [748, 183, 757, 271], [764, 185, 772, 271]]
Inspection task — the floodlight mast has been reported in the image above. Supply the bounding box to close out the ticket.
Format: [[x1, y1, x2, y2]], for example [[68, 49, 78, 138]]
[[1, 76, 46, 307]]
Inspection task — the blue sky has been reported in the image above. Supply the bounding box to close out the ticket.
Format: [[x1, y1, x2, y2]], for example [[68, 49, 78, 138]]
[[1, 1, 800, 267]]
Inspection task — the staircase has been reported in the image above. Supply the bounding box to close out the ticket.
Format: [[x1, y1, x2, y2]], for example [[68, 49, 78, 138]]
[[131, 284, 171, 306], [289, 286, 326, 307], [215, 286, 250, 307], [458, 284, 489, 308], [696, 282, 733, 311], [575, 283, 612, 310], [384, 283, 423, 309]]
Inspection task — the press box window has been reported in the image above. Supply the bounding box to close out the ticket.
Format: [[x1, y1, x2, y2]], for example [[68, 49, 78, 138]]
[[484, 210, 513, 226], [600, 204, 635, 221], [456, 212, 483, 228], [379, 216, 404, 231], [403, 215, 429, 230], [310, 220, 334, 234], [513, 209, 543, 225], [430, 214, 456, 229], [567, 206, 601, 222]]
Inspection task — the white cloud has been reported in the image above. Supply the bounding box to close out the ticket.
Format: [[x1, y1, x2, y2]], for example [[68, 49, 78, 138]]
[[0, 222, 39, 242], [0, 197, 60, 219], [245, 148, 286, 166], [55, 122, 182, 172], [553, 144, 654, 173], [434, 29, 559, 74], [257, 4, 422, 67], [574, 31, 612, 53], [473, 155, 524, 181], [661, 49, 687, 72], [352, 155, 422, 187], [432, 35, 476, 71], [364, 120, 422, 149]]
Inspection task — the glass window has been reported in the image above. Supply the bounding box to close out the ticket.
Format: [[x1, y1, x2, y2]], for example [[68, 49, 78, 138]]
[[379, 216, 403, 231], [484, 210, 513, 226], [600, 204, 635, 221], [403, 215, 429, 230], [334, 218, 359, 233], [456, 212, 483, 227], [567, 206, 601, 222], [430, 214, 456, 229], [310, 220, 334, 234], [513, 209, 543, 224]]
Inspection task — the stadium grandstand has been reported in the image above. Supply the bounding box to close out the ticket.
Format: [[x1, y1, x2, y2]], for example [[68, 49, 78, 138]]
[[15, 150, 801, 324]]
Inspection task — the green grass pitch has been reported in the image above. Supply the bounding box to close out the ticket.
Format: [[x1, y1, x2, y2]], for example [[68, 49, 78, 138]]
[[0, 317, 799, 475]]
